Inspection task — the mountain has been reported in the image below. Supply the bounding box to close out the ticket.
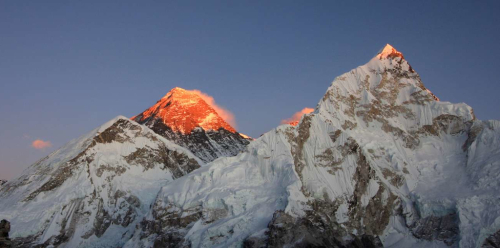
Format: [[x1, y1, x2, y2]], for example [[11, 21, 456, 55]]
[[1, 45, 499, 248], [132, 87, 250, 163], [0, 117, 201, 247], [125, 45, 500, 248]]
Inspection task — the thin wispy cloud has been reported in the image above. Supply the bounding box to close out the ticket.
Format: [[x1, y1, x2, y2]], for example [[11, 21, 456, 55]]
[[31, 139, 52, 150]]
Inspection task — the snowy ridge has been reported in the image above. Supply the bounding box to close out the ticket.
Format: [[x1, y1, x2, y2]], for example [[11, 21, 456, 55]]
[[126, 45, 500, 248], [0, 116, 201, 247], [125, 124, 301, 247]]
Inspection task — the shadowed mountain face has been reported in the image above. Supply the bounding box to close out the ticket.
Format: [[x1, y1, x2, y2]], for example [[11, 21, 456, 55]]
[[132, 87, 250, 163]]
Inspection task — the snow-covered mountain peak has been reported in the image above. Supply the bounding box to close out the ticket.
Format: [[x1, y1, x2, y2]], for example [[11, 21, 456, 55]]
[[377, 43, 404, 60], [0, 116, 202, 247], [124, 46, 499, 248], [318, 44, 448, 135], [160, 87, 197, 102], [164, 86, 188, 95], [95, 115, 130, 133], [132, 87, 236, 134], [132, 88, 250, 163]]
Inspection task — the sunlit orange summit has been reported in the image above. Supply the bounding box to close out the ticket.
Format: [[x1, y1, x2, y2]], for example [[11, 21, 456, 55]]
[[282, 107, 315, 126], [132, 87, 237, 134]]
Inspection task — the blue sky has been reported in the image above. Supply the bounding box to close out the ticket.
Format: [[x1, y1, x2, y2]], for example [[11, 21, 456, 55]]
[[1, 1, 499, 180]]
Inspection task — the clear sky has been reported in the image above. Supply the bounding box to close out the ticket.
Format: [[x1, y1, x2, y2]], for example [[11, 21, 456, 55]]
[[1, 1, 499, 180]]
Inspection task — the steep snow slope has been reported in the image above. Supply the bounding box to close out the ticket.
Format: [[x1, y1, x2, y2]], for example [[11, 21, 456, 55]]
[[126, 45, 500, 248], [132, 87, 250, 163], [0, 116, 201, 247]]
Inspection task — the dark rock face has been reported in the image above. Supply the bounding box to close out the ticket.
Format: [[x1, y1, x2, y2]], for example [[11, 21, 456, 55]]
[[483, 229, 500, 248], [243, 236, 268, 248], [138, 202, 202, 248], [0, 220, 8, 238], [138, 120, 249, 163], [0, 220, 11, 248], [123, 142, 200, 178], [264, 211, 383, 248], [410, 213, 459, 246], [267, 210, 344, 247], [418, 115, 469, 137]]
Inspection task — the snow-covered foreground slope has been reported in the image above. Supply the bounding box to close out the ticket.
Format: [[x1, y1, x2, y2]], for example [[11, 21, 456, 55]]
[[126, 45, 500, 248], [0, 117, 201, 247]]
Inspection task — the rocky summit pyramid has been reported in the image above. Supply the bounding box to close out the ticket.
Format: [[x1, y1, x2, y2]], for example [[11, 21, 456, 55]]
[[132, 87, 250, 163], [125, 45, 500, 248]]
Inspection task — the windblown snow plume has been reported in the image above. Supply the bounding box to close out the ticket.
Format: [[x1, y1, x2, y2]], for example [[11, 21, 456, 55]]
[[281, 107, 315, 126], [189, 89, 237, 129]]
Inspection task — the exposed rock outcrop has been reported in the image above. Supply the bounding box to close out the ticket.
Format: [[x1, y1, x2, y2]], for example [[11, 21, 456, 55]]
[[143, 121, 249, 163], [410, 213, 459, 246], [483, 229, 500, 248], [266, 210, 383, 248], [0, 220, 11, 248]]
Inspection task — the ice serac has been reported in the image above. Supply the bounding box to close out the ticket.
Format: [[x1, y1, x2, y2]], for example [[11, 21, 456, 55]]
[[0, 116, 201, 247], [126, 44, 500, 248], [132, 87, 250, 163]]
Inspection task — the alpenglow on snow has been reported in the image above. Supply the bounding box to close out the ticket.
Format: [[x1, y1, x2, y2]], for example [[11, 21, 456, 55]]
[[132, 87, 251, 163]]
